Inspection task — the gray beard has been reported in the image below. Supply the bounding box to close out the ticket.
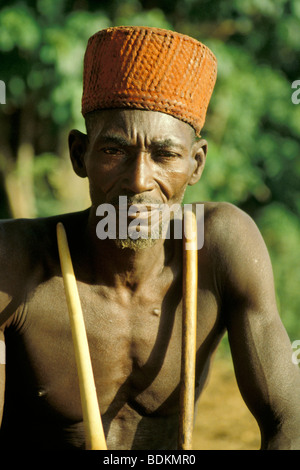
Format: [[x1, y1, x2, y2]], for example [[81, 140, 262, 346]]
[[114, 236, 159, 251], [109, 194, 181, 251]]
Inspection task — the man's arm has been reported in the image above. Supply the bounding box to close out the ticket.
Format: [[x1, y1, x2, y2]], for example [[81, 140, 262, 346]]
[[0, 331, 4, 426], [0, 219, 38, 428], [212, 203, 300, 449]]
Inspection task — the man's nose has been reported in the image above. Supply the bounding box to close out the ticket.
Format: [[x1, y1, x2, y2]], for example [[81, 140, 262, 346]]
[[122, 153, 155, 194]]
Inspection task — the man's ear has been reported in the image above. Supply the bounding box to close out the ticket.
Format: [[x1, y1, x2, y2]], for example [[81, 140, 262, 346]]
[[68, 129, 88, 178], [188, 139, 208, 186]]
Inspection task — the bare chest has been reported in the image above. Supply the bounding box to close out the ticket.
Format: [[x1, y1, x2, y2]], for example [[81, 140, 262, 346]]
[[5, 272, 222, 427]]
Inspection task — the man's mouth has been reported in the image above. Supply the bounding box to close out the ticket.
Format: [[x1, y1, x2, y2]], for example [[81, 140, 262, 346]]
[[110, 196, 164, 219], [123, 204, 162, 219]]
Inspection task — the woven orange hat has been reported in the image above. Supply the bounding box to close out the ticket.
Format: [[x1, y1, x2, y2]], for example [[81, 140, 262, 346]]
[[82, 26, 217, 136]]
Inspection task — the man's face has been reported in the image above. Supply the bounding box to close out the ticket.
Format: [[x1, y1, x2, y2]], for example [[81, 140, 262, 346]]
[[70, 109, 207, 248]]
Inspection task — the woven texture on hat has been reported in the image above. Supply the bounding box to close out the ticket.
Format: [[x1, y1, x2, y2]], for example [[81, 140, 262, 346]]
[[82, 26, 217, 136]]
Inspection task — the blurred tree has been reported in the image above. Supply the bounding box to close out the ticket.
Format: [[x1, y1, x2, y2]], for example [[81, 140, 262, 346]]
[[0, 0, 111, 217]]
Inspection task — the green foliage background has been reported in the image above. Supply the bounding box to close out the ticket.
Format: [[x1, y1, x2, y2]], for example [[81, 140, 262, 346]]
[[0, 0, 299, 339]]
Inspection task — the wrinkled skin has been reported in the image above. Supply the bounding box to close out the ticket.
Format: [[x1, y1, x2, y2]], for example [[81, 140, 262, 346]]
[[0, 110, 300, 450]]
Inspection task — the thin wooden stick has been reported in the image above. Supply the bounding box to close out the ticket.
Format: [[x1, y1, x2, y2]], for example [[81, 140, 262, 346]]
[[178, 208, 198, 450], [56, 222, 107, 450]]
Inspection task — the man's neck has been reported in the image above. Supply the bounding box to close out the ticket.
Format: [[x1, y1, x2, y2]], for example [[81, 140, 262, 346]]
[[84, 207, 176, 291]]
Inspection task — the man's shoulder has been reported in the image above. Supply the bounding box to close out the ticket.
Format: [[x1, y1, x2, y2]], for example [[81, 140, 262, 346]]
[[200, 200, 250, 221], [197, 202, 273, 299], [0, 214, 56, 257], [0, 209, 89, 244], [193, 200, 256, 236], [0, 216, 56, 290], [0, 210, 89, 328], [192, 201, 265, 258], [0, 210, 89, 280]]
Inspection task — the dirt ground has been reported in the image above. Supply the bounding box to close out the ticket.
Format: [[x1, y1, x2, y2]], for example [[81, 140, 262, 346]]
[[192, 352, 261, 450]]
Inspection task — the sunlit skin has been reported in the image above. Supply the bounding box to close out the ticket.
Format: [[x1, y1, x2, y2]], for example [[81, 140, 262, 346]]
[[0, 109, 300, 450]]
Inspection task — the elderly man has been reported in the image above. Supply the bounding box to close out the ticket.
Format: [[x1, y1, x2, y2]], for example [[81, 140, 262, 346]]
[[0, 26, 300, 450]]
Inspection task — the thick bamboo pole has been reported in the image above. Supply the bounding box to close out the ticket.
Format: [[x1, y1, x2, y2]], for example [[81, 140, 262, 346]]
[[56, 222, 107, 450], [178, 209, 198, 450]]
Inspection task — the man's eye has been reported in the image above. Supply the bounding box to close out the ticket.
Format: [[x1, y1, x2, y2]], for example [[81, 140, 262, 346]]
[[102, 148, 125, 156], [155, 151, 179, 159]]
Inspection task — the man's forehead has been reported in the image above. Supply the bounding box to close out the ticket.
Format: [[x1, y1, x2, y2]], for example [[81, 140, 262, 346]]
[[87, 109, 196, 145]]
